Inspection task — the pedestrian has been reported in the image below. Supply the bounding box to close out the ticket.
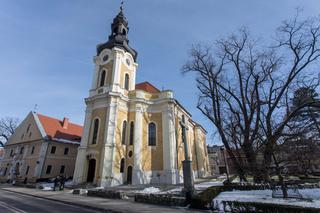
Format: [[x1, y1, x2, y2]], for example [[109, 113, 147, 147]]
[[59, 175, 65, 191], [53, 176, 59, 191]]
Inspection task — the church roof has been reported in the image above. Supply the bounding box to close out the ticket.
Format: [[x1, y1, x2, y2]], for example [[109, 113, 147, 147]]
[[135, 82, 160, 93], [37, 114, 83, 143]]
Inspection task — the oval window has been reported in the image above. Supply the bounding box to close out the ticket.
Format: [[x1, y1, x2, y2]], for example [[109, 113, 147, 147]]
[[102, 55, 109, 62]]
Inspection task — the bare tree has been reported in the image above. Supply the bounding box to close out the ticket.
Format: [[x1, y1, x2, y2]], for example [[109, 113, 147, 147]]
[[0, 117, 19, 145], [182, 12, 320, 186]]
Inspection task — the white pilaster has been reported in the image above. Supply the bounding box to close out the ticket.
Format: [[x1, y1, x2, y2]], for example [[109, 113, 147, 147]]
[[162, 106, 178, 184], [34, 141, 49, 178], [73, 106, 93, 184], [100, 98, 119, 187], [90, 57, 100, 91], [132, 104, 143, 184], [110, 48, 123, 93]]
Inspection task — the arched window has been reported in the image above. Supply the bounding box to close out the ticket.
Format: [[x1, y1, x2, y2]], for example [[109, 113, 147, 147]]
[[121, 121, 127, 145], [99, 70, 106, 87], [129, 122, 134, 145], [92, 119, 99, 144], [148, 122, 156, 146], [124, 73, 129, 90], [120, 158, 125, 173]]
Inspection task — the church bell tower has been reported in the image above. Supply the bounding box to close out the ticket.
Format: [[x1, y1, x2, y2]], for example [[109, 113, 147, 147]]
[[73, 3, 139, 187]]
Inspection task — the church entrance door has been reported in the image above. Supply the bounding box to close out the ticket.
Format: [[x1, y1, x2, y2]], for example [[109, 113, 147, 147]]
[[87, 159, 96, 182], [126, 166, 132, 184]]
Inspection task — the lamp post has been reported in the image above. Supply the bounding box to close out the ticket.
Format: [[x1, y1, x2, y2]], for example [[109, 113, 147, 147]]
[[180, 115, 194, 203], [220, 147, 230, 183]]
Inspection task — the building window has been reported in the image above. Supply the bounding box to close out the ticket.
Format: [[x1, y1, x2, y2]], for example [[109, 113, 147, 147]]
[[20, 147, 24, 154], [10, 150, 13, 157], [124, 73, 129, 90], [21, 134, 24, 140], [25, 166, 30, 175], [129, 122, 134, 145], [99, 70, 106, 87], [3, 167, 7, 176], [50, 146, 56, 154], [26, 124, 31, 133], [92, 119, 99, 144], [60, 165, 65, 174], [64, 148, 69, 155], [148, 123, 156, 146], [120, 158, 125, 173], [46, 165, 52, 174], [29, 132, 32, 138], [31, 146, 35, 155], [121, 121, 127, 145]]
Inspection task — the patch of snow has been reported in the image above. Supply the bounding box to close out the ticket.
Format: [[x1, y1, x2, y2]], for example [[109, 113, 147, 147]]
[[212, 189, 320, 211], [42, 186, 53, 191], [138, 187, 161, 194], [195, 181, 224, 190]]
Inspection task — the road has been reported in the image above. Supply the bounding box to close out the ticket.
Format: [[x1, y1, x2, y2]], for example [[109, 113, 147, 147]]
[[0, 189, 101, 213]]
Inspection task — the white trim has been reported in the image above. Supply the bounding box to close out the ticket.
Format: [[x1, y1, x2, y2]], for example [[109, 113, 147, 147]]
[[32, 112, 47, 138], [51, 138, 81, 145]]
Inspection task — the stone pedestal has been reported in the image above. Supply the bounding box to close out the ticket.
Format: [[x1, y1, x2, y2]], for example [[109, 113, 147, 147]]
[[182, 160, 194, 203]]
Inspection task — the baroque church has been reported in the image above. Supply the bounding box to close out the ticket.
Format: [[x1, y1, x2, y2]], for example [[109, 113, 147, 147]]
[[73, 6, 210, 187]]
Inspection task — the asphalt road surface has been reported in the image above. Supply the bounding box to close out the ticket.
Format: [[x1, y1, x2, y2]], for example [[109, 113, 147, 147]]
[[0, 189, 101, 213]]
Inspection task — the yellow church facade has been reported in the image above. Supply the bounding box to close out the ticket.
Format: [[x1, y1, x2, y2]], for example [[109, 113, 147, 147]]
[[73, 6, 210, 187]]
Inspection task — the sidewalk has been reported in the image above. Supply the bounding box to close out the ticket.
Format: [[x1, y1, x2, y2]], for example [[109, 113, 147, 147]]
[[1, 187, 207, 213]]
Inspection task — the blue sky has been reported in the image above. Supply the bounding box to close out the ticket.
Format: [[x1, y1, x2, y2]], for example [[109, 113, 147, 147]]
[[0, 0, 319, 145]]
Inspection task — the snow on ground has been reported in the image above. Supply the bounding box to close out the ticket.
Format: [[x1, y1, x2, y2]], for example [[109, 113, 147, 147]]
[[136, 187, 161, 194], [38, 182, 54, 190], [195, 180, 224, 190], [213, 188, 320, 211]]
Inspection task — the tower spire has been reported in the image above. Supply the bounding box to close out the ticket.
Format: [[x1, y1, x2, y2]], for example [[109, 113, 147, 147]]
[[120, 1, 124, 12], [96, 3, 137, 61]]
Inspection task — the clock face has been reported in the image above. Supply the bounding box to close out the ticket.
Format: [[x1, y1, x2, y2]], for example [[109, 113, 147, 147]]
[[126, 58, 131, 66], [102, 54, 109, 62]]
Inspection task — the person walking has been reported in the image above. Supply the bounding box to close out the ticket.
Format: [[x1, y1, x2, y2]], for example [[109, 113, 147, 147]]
[[53, 176, 59, 191], [59, 176, 65, 191]]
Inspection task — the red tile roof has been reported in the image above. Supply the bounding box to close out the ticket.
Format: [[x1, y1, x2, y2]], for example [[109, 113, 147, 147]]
[[135, 82, 160, 93], [37, 114, 83, 143]]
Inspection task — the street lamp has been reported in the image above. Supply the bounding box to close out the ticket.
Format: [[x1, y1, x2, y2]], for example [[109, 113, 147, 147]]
[[220, 147, 230, 183]]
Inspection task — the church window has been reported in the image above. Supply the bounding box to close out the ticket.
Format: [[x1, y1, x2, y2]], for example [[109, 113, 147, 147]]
[[122, 29, 127, 36], [120, 158, 125, 173], [92, 119, 99, 145], [128, 151, 133, 158], [148, 123, 156, 146], [129, 122, 134, 145], [99, 70, 106, 87], [102, 55, 109, 62], [121, 121, 127, 145], [124, 74, 129, 90]]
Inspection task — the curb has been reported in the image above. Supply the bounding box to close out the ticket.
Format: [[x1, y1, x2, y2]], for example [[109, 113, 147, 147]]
[[1, 188, 123, 213]]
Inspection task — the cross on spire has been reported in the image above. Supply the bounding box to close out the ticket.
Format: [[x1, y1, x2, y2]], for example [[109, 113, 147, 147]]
[[120, 1, 124, 12]]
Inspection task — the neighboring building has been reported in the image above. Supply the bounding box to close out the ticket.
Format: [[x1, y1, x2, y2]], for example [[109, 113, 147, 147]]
[[0, 112, 82, 183], [73, 6, 210, 187], [207, 145, 225, 175], [0, 143, 4, 161]]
